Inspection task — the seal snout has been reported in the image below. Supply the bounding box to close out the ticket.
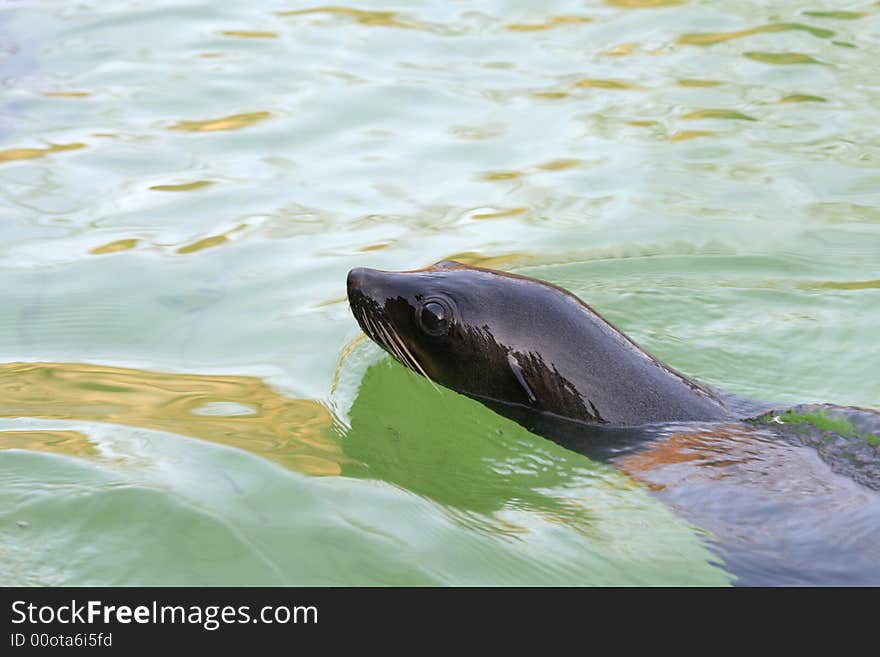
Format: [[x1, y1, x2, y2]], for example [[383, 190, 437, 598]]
[[346, 267, 368, 296], [347, 266, 384, 307]]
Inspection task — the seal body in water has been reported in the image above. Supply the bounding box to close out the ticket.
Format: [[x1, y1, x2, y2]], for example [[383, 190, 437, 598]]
[[347, 261, 880, 585], [347, 261, 736, 426], [346, 260, 876, 460]]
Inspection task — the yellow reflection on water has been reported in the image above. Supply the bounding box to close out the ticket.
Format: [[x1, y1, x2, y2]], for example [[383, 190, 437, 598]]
[[176, 224, 247, 254], [277, 6, 418, 29], [471, 207, 528, 220], [0, 430, 98, 458], [667, 130, 715, 141], [358, 241, 395, 252], [221, 30, 279, 38], [90, 239, 139, 255], [678, 23, 833, 46], [150, 180, 214, 192], [480, 170, 523, 181], [745, 52, 823, 65], [799, 279, 880, 291], [677, 78, 722, 87], [177, 225, 248, 254], [574, 78, 640, 90], [602, 43, 638, 56], [803, 11, 865, 20], [531, 91, 569, 100], [0, 143, 86, 165], [682, 109, 757, 121], [537, 159, 582, 171], [0, 362, 344, 475], [177, 234, 227, 254], [329, 334, 365, 396], [43, 91, 91, 98], [505, 16, 592, 32], [168, 111, 272, 132], [778, 94, 827, 103], [440, 252, 535, 270]]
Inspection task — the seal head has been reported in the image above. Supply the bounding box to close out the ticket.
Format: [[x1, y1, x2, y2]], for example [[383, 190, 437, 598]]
[[347, 261, 731, 427]]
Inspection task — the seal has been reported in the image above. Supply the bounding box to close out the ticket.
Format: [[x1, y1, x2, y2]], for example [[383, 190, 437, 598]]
[[347, 260, 735, 430], [346, 261, 880, 585], [346, 260, 878, 467]]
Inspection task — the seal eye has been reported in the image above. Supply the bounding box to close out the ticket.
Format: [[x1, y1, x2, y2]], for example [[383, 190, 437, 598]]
[[419, 300, 451, 337]]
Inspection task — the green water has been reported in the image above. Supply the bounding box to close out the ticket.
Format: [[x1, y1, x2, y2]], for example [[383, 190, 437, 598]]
[[1, 0, 878, 585]]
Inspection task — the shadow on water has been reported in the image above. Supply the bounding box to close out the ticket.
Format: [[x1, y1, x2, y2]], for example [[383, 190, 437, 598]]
[[340, 357, 618, 536], [341, 348, 880, 585]]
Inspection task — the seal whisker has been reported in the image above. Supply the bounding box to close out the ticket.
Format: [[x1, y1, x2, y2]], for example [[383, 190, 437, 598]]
[[386, 322, 439, 392], [367, 313, 393, 353], [376, 318, 411, 369], [392, 336, 418, 373], [354, 305, 368, 336], [361, 308, 373, 336], [376, 319, 410, 369], [374, 316, 418, 378], [351, 298, 433, 387], [379, 322, 410, 369], [363, 313, 381, 344], [392, 332, 427, 383]]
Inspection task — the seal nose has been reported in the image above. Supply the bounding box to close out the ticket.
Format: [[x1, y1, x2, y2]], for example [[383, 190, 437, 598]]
[[347, 268, 368, 297]]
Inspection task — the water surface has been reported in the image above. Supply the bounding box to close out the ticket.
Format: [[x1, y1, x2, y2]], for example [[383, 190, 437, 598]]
[[1, 0, 879, 585]]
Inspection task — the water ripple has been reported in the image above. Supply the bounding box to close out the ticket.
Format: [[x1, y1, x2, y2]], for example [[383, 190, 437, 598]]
[[3, 0, 879, 585]]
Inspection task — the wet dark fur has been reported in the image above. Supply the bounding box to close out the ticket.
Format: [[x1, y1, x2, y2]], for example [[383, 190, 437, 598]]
[[347, 260, 734, 430], [346, 262, 880, 585]]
